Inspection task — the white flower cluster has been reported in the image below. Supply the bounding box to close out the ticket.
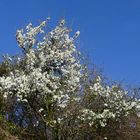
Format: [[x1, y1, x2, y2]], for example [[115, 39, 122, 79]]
[[79, 76, 140, 127], [16, 18, 50, 49], [80, 108, 115, 127], [0, 19, 82, 112], [0, 19, 140, 131]]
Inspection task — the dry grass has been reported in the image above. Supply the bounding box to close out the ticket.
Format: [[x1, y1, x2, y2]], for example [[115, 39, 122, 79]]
[[0, 127, 19, 140]]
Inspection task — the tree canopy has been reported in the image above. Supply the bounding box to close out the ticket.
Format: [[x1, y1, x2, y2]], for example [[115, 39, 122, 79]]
[[0, 19, 140, 140]]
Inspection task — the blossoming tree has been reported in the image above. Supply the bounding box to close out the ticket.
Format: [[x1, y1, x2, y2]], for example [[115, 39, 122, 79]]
[[0, 18, 140, 139]]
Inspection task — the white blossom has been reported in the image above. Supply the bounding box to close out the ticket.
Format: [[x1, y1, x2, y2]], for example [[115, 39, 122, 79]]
[[0, 19, 83, 123]]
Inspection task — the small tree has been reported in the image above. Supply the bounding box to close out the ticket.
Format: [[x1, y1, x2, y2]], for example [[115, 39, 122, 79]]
[[0, 18, 83, 139], [0, 18, 140, 140]]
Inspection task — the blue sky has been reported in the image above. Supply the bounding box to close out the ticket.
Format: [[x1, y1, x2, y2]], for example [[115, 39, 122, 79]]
[[0, 0, 140, 85]]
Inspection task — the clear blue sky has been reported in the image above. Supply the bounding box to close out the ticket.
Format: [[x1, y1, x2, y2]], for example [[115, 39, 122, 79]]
[[0, 0, 140, 85]]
